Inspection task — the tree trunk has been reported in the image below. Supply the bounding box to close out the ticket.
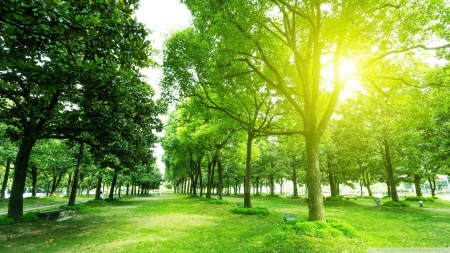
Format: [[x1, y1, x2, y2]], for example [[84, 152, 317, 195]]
[[428, 176, 436, 197], [69, 143, 84, 206], [269, 176, 275, 195], [362, 171, 373, 196], [305, 133, 326, 222], [206, 160, 214, 198], [28, 164, 38, 197], [1, 161, 11, 198], [217, 154, 223, 200], [292, 166, 298, 197], [95, 177, 102, 200], [126, 183, 129, 195], [414, 174, 423, 197], [384, 141, 399, 202], [109, 172, 118, 199], [8, 137, 37, 221], [66, 172, 72, 197], [244, 131, 254, 208], [329, 173, 338, 197], [50, 172, 64, 196]]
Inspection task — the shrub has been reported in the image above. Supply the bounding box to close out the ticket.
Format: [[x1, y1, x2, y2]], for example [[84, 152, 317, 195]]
[[266, 194, 280, 197], [0, 215, 15, 226], [405, 196, 434, 202], [326, 218, 358, 238], [289, 196, 302, 199], [230, 206, 269, 216], [290, 219, 357, 239], [0, 198, 8, 202], [25, 196, 40, 200], [207, 199, 229, 205], [20, 212, 38, 223], [253, 193, 262, 197], [104, 198, 119, 201], [60, 204, 84, 210], [383, 201, 410, 207], [325, 195, 344, 201]]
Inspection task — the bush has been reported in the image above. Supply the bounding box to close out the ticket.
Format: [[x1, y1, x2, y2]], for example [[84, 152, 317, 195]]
[[289, 196, 302, 199], [20, 212, 38, 223], [60, 204, 84, 210], [0, 198, 8, 202], [290, 218, 357, 239], [326, 218, 358, 238], [25, 196, 40, 200], [266, 194, 280, 197], [230, 206, 269, 216], [405, 196, 435, 202], [325, 195, 344, 201], [0, 215, 15, 226], [207, 199, 229, 205], [383, 201, 410, 207], [104, 197, 119, 201]]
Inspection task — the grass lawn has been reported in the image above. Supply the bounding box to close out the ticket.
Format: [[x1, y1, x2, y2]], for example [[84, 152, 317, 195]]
[[1, 194, 449, 252]]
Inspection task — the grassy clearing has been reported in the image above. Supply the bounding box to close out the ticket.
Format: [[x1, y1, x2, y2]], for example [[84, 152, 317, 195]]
[[0, 194, 449, 252]]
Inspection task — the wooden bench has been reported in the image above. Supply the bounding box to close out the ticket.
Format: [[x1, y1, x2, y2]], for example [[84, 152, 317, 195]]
[[236, 202, 243, 207], [37, 209, 63, 220]]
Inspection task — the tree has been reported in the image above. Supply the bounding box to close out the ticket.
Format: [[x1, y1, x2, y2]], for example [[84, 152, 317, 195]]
[[1, 0, 161, 220], [179, 0, 450, 221]]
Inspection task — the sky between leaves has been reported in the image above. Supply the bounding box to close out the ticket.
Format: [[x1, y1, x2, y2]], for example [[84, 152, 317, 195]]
[[134, 0, 192, 174]]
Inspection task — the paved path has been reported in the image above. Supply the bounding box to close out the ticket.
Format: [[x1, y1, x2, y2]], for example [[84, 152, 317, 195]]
[[0, 199, 90, 216]]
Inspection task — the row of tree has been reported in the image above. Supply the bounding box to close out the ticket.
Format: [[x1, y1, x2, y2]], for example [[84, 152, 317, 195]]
[[0, 0, 164, 220], [160, 0, 450, 222]]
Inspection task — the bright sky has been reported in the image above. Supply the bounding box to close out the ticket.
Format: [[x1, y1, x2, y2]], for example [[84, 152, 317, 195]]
[[134, 1, 192, 175]]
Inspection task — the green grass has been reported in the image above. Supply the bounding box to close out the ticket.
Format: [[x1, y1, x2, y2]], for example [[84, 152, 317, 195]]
[[0, 194, 449, 252]]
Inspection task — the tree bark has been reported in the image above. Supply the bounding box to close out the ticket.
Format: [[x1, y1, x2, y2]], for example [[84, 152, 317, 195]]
[[28, 164, 38, 197], [428, 176, 436, 197], [1, 161, 11, 198], [8, 137, 37, 220], [362, 171, 373, 196], [244, 131, 254, 208], [292, 166, 298, 197], [69, 143, 83, 206], [383, 140, 399, 202], [329, 173, 338, 197], [109, 172, 118, 199], [305, 133, 326, 222], [217, 154, 223, 200], [95, 177, 102, 200], [414, 174, 423, 197]]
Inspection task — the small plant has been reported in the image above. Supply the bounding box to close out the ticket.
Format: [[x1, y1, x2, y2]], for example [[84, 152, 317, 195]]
[[288, 218, 358, 239], [326, 218, 358, 238], [20, 212, 38, 223], [60, 204, 84, 210], [0, 215, 15, 226], [405, 196, 435, 202], [207, 199, 229, 205], [0, 198, 8, 202], [383, 200, 410, 207], [230, 206, 269, 216], [266, 194, 280, 197], [25, 196, 40, 200], [325, 195, 344, 201], [289, 195, 302, 199]]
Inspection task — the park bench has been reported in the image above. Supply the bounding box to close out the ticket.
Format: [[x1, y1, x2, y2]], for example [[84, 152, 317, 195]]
[[284, 215, 296, 222], [236, 202, 243, 207], [37, 209, 63, 220]]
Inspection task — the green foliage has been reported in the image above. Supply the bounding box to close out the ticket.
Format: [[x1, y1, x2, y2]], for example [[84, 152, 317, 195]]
[[230, 206, 269, 216], [326, 218, 359, 238], [383, 201, 410, 207], [59, 204, 84, 210], [20, 212, 38, 223], [289, 196, 302, 199], [266, 194, 280, 198], [207, 199, 229, 205], [405, 196, 435, 202], [24, 196, 40, 200], [0, 198, 8, 202], [325, 196, 344, 201], [0, 215, 15, 226]]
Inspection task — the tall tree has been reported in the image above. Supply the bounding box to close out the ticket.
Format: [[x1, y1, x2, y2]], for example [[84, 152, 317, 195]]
[[0, 0, 160, 220]]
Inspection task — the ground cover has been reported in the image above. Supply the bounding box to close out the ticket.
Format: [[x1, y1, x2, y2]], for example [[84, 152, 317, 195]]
[[0, 194, 449, 252]]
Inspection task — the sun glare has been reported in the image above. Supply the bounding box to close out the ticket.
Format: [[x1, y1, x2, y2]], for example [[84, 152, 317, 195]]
[[338, 60, 362, 100]]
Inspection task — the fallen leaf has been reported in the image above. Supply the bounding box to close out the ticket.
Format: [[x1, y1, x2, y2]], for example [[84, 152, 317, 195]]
[[85, 232, 92, 235], [48, 238, 54, 243]]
